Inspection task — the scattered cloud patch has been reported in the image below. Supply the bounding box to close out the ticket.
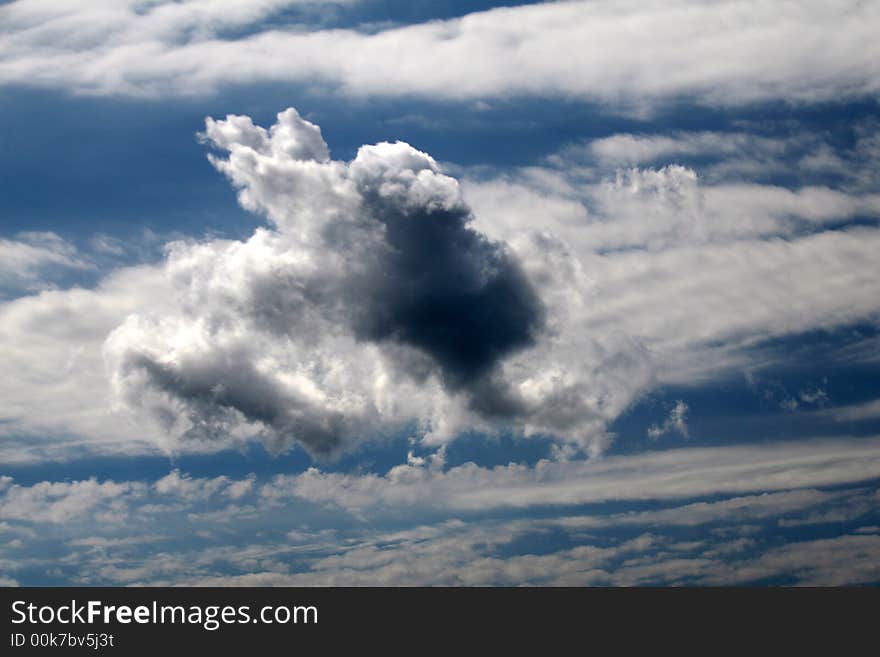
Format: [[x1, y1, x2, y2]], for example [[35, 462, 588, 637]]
[[2, 445, 880, 585], [647, 401, 689, 440]]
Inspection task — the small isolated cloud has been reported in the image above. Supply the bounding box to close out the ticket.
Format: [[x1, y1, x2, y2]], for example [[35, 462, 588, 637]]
[[799, 387, 829, 407], [647, 400, 689, 440]]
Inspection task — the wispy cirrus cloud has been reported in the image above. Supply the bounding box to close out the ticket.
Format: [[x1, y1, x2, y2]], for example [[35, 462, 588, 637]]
[[564, 123, 880, 188], [280, 437, 880, 515]]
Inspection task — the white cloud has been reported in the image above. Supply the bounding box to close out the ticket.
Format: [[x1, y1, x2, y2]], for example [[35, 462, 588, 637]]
[[3, 109, 880, 461], [703, 534, 880, 586], [3, 2, 880, 590], [278, 436, 880, 515], [466, 163, 880, 251], [0, 232, 90, 297], [2, 450, 879, 585], [556, 489, 866, 531], [647, 400, 689, 440], [0, 477, 146, 523], [0, 262, 173, 461], [463, 130, 880, 386], [1, 1, 878, 108], [102, 108, 650, 457], [826, 399, 880, 423], [153, 469, 247, 501], [584, 131, 791, 170], [115, 522, 880, 586], [4, 445, 874, 531]]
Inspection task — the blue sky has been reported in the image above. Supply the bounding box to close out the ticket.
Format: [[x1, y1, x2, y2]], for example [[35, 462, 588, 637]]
[[1, 0, 880, 586]]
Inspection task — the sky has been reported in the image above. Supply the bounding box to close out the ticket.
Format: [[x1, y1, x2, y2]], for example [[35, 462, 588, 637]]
[[1, 0, 880, 586]]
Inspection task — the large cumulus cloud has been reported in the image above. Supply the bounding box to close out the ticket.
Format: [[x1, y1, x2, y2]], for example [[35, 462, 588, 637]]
[[104, 108, 644, 456]]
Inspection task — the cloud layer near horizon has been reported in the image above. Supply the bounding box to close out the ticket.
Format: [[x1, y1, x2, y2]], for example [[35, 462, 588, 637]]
[[3, 436, 880, 586]]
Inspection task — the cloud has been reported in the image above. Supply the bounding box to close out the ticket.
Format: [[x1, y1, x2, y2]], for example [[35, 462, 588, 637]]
[[552, 121, 880, 198], [0, 232, 90, 298], [343, 141, 546, 391], [2, 451, 879, 585], [5, 440, 876, 531], [154, 469, 253, 501], [3, 109, 880, 461], [647, 400, 689, 440], [1, 1, 878, 109], [824, 399, 880, 423], [467, 162, 880, 254], [277, 436, 880, 515], [586, 132, 787, 166], [702, 533, 880, 586], [463, 128, 880, 386], [4, 3, 880, 590], [0, 262, 174, 461], [0, 477, 146, 524], [104, 108, 640, 457], [151, 529, 880, 586], [556, 488, 867, 531]]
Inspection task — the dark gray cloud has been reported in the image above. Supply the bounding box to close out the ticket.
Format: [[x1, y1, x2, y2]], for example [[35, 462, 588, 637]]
[[124, 352, 348, 455], [353, 189, 544, 390]]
